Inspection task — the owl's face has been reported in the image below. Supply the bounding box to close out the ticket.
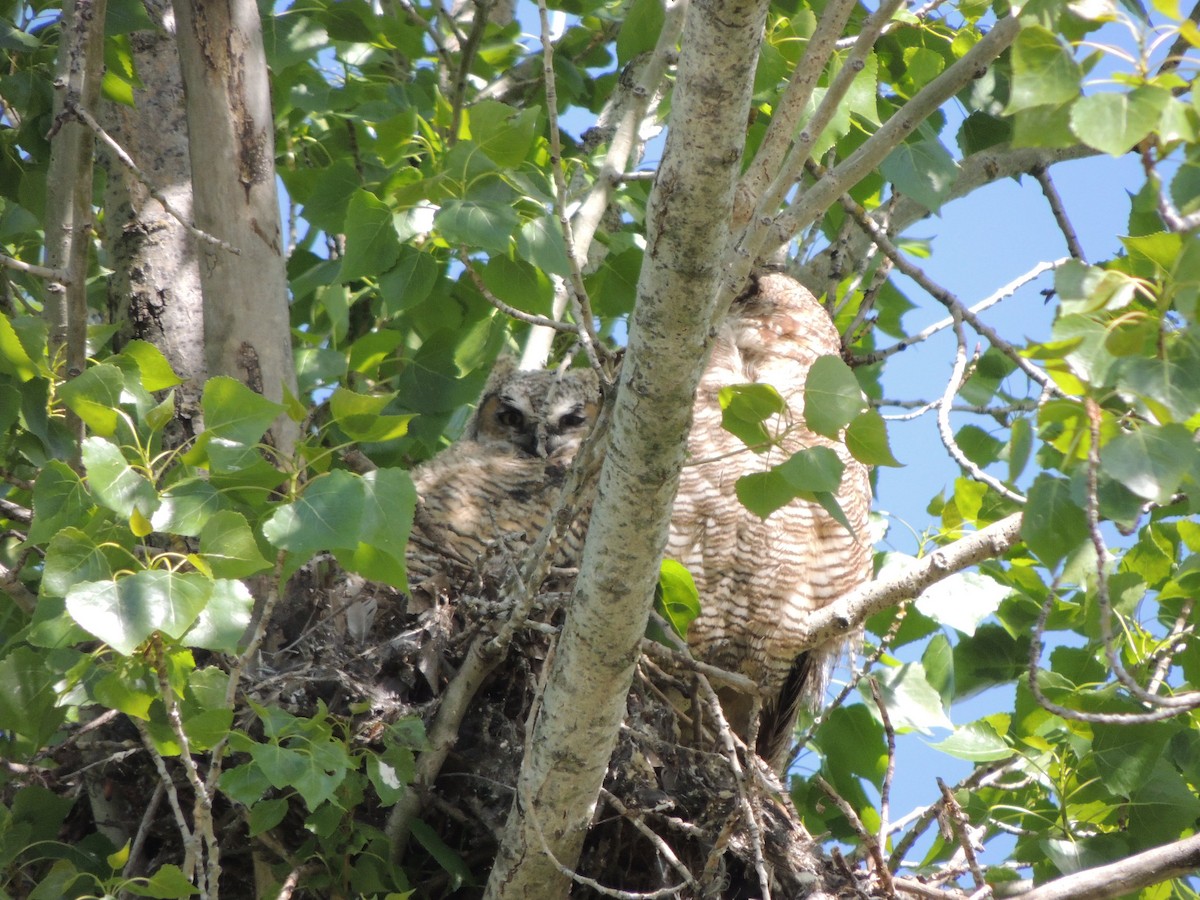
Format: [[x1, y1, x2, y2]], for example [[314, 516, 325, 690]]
[[467, 361, 599, 461]]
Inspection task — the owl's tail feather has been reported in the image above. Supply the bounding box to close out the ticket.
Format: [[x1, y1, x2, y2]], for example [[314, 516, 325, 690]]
[[759, 651, 818, 772]]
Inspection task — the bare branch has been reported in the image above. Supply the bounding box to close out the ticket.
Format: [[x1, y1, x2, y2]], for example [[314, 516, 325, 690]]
[[838, 191, 1062, 396], [1031, 166, 1086, 261], [765, 13, 1021, 248], [936, 313, 1027, 504], [66, 100, 240, 254], [797, 512, 1024, 647], [460, 251, 582, 333], [1010, 833, 1200, 900], [0, 253, 66, 282], [520, 0, 685, 368], [853, 258, 1068, 366], [734, 0, 863, 224], [799, 145, 1097, 293]]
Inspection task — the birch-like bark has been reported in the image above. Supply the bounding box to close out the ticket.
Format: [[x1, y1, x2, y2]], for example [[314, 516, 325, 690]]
[[43, 0, 106, 449], [171, 0, 298, 454], [101, 0, 206, 444], [484, 0, 770, 894]]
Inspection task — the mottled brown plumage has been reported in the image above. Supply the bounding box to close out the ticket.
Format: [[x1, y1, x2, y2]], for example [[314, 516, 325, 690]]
[[406, 358, 600, 586], [667, 271, 872, 769]]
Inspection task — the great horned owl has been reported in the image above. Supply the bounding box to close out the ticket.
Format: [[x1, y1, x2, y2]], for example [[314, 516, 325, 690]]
[[406, 357, 600, 586], [667, 271, 872, 770]]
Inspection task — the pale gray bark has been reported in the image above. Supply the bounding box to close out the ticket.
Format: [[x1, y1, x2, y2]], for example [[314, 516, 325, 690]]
[[1008, 833, 1200, 900], [484, 0, 772, 894], [171, 0, 297, 453], [101, 0, 205, 442], [43, 0, 106, 449]]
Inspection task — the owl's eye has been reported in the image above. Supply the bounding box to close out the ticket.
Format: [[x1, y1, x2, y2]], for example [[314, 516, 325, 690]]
[[558, 411, 587, 429], [497, 406, 525, 429]]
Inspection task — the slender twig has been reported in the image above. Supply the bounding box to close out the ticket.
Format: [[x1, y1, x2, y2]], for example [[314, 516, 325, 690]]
[[735, 0, 863, 224], [0, 253, 66, 282], [839, 191, 1062, 396], [535, 0, 601, 372], [1081, 399, 1200, 711], [764, 14, 1021, 249], [600, 788, 701, 892], [449, 0, 494, 142], [1031, 166, 1086, 261], [937, 779, 988, 894], [870, 679, 897, 870], [460, 250, 582, 333], [747, 0, 907, 232], [852, 258, 1068, 366], [815, 775, 894, 895], [519, 0, 685, 367], [936, 313, 1028, 503], [1146, 598, 1195, 694], [697, 675, 772, 900], [0, 560, 36, 615], [66, 100, 240, 254]]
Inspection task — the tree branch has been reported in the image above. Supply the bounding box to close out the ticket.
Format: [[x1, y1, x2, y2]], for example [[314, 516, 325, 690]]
[[485, 0, 770, 891], [796, 512, 1025, 646], [1011, 833, 1200, 900]]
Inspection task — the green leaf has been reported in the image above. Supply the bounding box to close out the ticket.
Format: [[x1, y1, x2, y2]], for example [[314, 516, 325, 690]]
[[410, 818, 475, 890], [655, 559, 700, 639], [1070, 87, 1171, 156], [120, 863, 199, 898], [329, 387, 412, 442], [915, 571, 1011, 636], [379, 246, 440, 316], [435, 200, 519, 255], [41, 527, 118, 598], [367, 747, 414, 805], [152, 478, 223, 537], [719, 383, 786, 448], [59, 365, 125, 436], [777, 446, 844, 493], [81, 437, 159, 520], [339, 189, 402, 281], [616, 0, 665, 64], [516, 216, 571, 278], [247, 798, 289, 838], [27, 462, 93, 544], [880, 137, 959, 212], [1091, 719, 1173, 796], [1101, 424, 1196, 503], [804, 356, 865, 439], [262, 470, 363, 555], [201, 377, 284, 447], [466, 101, 540, 168], [1021, 474, 1088, 568], [734, 469, 795, 519], [1005, 26, 1082, 114], [184, 579, 254, 653], [931, 719, 1014, 761], [200, 511, 271, 578], [869, 662, 953, 734], [0, 312, 40, 380], [817, 704, 888, 788], [93, 666, 157, 719], [67, 571, 212, 656], [0, 648, 67, 748], [119, 340, 184, 391], [846, 410, 902, 466], [333, 468, 417, 589]]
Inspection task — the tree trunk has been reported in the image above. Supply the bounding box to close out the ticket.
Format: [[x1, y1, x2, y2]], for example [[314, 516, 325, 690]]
[[102, 0, 205, 444], [43, 0, 106, 451], [171, 0, 297, 453], [484, 0, 771, 893]]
